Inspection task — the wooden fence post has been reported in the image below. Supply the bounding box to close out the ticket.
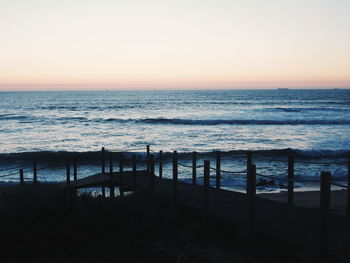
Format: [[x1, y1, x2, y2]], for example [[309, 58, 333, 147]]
[[33, 161, 37, 183], [347, 154, 350, 217], [192, 151, 197, 185], [204, 160, 210, 215], [132, 154, 137, 192], [173, 151, 178, 202], [73, 158, 78, 200], [66, 161, 70, 187], [320, 171, 331, 263], [248, 164, 256, 231], [119, 154, 124, 197], [19, 169, 24, 185], [216, 151, 221, 189], [246, 151, 252, 194], [101, 147, 105, 174], [146, 145, 150, 172], [150, 155, 155, 193], [109, 152, 115, 199], [73, 158, 77, 183], [101, 147, 106, 198], [101, 184, 106, 198], [159, 150, 163, 178], [288, 156, 295, 206]]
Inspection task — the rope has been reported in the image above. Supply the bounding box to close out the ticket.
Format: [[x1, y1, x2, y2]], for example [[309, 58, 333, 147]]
[[178, 163, 246, 175], [256, 158, 287, 163], [0, 166, 24, 172], [220, 158, 239, 161], [241, 157, 347, 166], [256, 173, 288, 181], [0, 171, 19, 178], [0, 164, 59, 178], [296, 161, 347, 165], [107, 147, 146, 152], [178, 162, 204, 169], [330, 182, 349, 189], [209, 166, 247, 175], [256, 172, 320, 183], [36, 165, 55, 171], [220, 169, 247, 175]]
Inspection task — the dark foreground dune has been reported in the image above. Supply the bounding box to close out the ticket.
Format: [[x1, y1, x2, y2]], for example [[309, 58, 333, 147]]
[[0, 184, 317, 263]]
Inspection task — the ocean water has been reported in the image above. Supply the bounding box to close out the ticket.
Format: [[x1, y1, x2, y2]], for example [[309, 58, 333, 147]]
[[0, 89, 349, 190]]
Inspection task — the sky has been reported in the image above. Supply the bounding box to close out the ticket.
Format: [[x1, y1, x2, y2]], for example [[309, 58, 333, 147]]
[[0, 0, 350, 90]]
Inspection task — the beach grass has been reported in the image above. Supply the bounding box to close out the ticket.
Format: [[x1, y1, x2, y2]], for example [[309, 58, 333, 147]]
[[0, 184, 315, 263]]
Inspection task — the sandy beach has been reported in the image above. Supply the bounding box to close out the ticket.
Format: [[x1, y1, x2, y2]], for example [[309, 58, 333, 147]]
[[259, 189, 348, 216]]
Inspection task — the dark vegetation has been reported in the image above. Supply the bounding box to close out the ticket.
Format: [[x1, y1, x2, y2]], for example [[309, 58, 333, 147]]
[[0, 185, 312, 263]]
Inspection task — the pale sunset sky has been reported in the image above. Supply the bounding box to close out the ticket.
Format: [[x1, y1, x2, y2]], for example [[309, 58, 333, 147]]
[[0, 0, 349, 90]]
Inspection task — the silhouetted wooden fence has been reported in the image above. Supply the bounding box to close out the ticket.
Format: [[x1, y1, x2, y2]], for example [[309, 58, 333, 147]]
[[1, 145, 350, 262]]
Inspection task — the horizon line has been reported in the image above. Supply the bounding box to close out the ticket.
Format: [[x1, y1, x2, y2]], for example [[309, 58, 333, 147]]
[[1, 87, 349, 92]]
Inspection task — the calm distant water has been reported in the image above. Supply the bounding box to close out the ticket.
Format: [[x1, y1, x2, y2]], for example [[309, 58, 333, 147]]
[[0, 89, 349, 188]]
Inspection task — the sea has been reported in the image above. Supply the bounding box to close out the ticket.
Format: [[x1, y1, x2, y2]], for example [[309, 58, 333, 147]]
[[0, 89, 349, 192]]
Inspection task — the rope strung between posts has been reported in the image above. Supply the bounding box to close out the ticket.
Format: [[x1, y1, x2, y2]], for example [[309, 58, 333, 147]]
[[220, 157, 246, 161], [178, 162, 204, 169], [251, 157, 347, 165], [256, 172, 321, 183], [0, 171, 19, 178], [330, 181, 349, 189], [178, 162, 246, 175], [106, 157, 149, 163], [254, 158, 287, 163], [209, 166, 247, 174], [36, 165, 53, 171], [107, 147, 146, 152], [296, 161, 347, 165], [0, 166, 24, 172], [0, 162, 70, 178]]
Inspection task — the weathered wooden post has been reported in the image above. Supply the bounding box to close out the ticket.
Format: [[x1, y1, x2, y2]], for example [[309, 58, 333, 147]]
[[204, 160, 210, 215], [150, 155, 155, 193], [119, 154, 124, 197], [246, 151, 252, 194], [19, 169, 24, 185], [132, 154, 137, 192], [66, 161, 70, 187], [216, 151, 221, 189], [173, 151, 178, 202], [288, 156, 295, 206], [248, 164, 256, 231], [73, 158, 78, 200], [320, 171, 331, 263], [101, 147, 105, 173], [66, 161, 71, 202], [101, 147, 106, 198], [109, 152, 115, 199], [33, 161, 37, 183], [192, 151, 197, 185], [159, 150, 163, 179], [347, 154, 350, 217], [146, 145, 150, 172], [73, 158, 77, 183]]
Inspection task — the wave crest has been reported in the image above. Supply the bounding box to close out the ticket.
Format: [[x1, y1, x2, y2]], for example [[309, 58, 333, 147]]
[[136, 118, 350, 125]]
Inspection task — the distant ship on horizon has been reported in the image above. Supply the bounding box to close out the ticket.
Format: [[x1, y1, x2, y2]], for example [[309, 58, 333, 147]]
[[277, 88, 289, 90]]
